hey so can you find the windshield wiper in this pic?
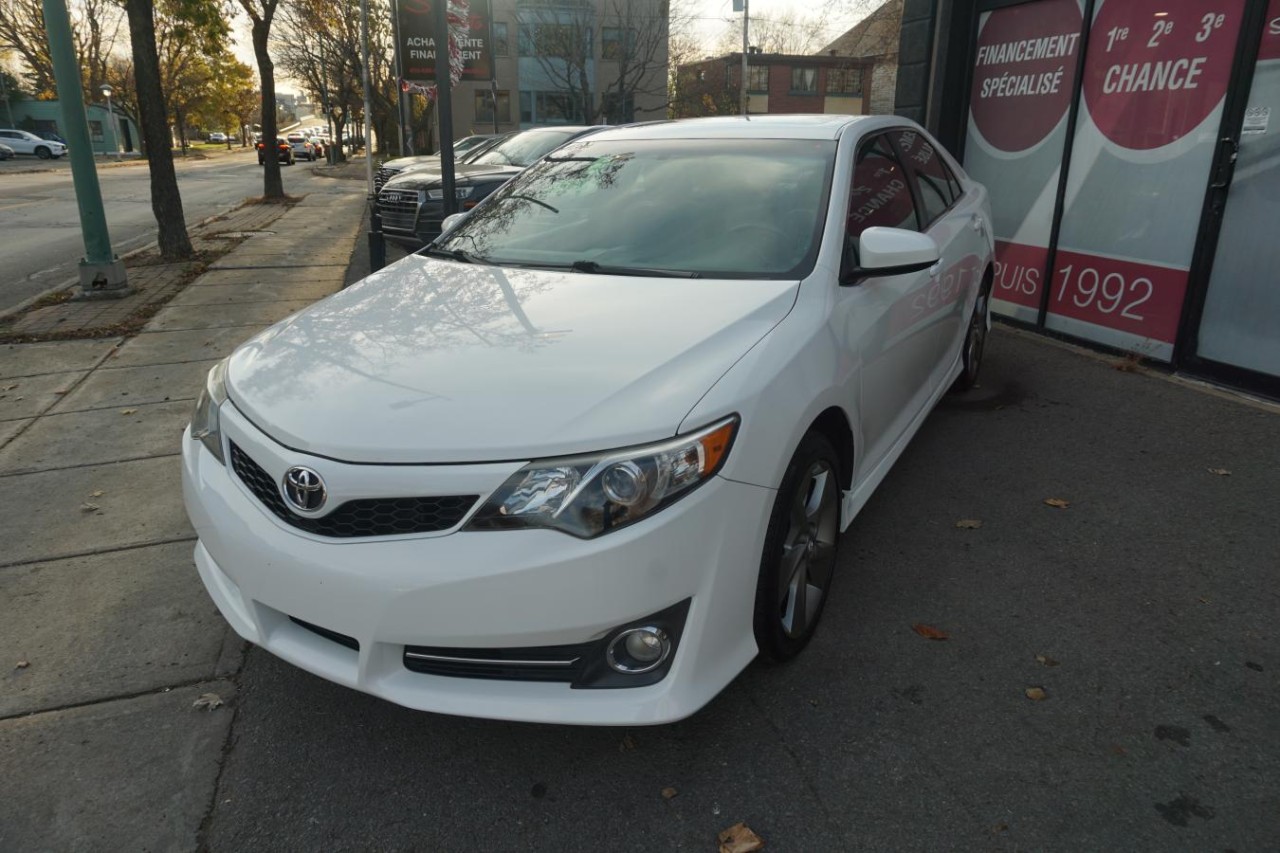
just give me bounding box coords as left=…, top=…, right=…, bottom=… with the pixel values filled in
left=506, top=194, right=559, bottom=213
left=569, top=260, right=699, bottom=278
left=420, top=245, right=484, bottom=264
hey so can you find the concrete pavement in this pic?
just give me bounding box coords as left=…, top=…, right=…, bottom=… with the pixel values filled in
left=2, top=192, right=1278, bottom=850
left=0, top=180, right=366, bottom=852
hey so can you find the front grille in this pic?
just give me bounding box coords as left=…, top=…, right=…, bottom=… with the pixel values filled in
left=378, top=190, right=420, bottom=232
left=375, top=166, right=402, bottom=192
left=229, top=442, right=478, bottom=538
left=403, top=642, right=595, bottom=682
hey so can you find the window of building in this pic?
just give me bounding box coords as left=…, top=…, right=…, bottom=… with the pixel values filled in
left=747, top=65, right=769, bottom=93
left=601, top=92, right=634, bottom=123
left=519, top=22, right=590, bottom=57
left=519, top=90, right=585, bottom=125
left=475, top=90, right=511, bottom=124
left=825, top=67, right=862, bottom=96
left=790, top=66, right=817, bottom=93
left=88, top=120, right=104, bottom=142
left=602, top=26, right=636, bottom=60
left=493, top=21, right=509, bottom=56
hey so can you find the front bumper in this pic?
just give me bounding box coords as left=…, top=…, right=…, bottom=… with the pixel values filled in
left=181, top=402, right=773, bottom=725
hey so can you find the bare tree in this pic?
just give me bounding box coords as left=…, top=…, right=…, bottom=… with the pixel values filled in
left=274, top=0, right=363, bottom=160
left=0, top=0, right=123, bottom=100
left=519, top=0, right=669, bottom=125
left=236, top=0, right=285, bottom=198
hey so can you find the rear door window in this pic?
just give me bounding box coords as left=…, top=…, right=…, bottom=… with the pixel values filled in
left=889, top=129, right=961, bottom=227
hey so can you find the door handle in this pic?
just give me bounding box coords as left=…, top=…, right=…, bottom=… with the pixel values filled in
left=971, top=214, right=985, bottom=233
left=928, top=262, right=942, bottom=278
left=1210, top=136, right=1239, bottom=190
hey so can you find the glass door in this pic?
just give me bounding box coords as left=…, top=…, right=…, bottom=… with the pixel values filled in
left=1193, top=0, right=1280, bottom=381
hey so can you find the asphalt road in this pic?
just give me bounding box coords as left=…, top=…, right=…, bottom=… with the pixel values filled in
left=202, top=330, right=1280, bottom=851
left=0, top=152, right=337, bottom=314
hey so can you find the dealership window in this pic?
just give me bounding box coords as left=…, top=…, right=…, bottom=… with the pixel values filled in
left=825, top=67, right=862, bottom=96
left=747, top=65, right=769, bottom=93
left=790, top=66, right=817, bottom=94
left=602, top=26, right=636, bottom=60
left=475, top=90, right=511, bottom=124
left=519, top=90, right=584, bottom=125
left=493, top=21, right=509, bottom=56
left=88, top=120, right=104, bottom=142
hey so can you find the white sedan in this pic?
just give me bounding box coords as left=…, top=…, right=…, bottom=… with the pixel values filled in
left=182, top=115, right=994, bottom=725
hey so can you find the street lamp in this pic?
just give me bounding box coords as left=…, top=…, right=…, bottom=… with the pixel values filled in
left=99, top=83, right=120, bottom=160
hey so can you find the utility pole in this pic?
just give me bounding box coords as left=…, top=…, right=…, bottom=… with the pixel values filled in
left=0, top=73, right=15, bottom=127
left=435, top=0, right=456, bottom=217
left=740, top=0, right=750, bottom=115
left=359, top=0, right=375, bottom=196
left=42, top=0, right=130, bottom=298
left=390, top=0, right=412, bottom=156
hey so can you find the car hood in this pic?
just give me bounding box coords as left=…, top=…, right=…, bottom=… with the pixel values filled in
left=382, top=154, right=442, bottom=171
left=384, top=163, right=522, bottom=189
left=225, top=257, right=798, bottom=463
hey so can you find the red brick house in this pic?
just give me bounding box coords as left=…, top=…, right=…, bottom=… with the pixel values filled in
left=673, top=51, right=876, bottom=118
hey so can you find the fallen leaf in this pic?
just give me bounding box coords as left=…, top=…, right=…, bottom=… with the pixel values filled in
left=1110, top=744, right=1127, bottom=756
left=15, top=660, right=30, bottom=669
left=2, top=383, right=17, bottom=391
left=80, top=502, right=100, bottom=512
left=192, top=692, right=224, bottom=711
left=120, top=408, right=138, bottom=415
left=89, top=490, right=105, bottom=498
left=718, top=822, right=765, bottom=853
left=955, top=518, right=983, bottom=530
left=912, top=623, right=949, bottom=641
left=1207, top=468, right=1231, bottom=476
left=618, top=734, right=636, bottom=753
left=661, top=787, right=678, bottom=800
left=1043, top=498, right=1070, bottom=508
left=1025, top=686, right=1047, bottom=701
left=1198, top=597, right=1210, bottom=605
left=1035, top=654, right=1060, bottom=667
left=991, top=822, right=1009, bottom=834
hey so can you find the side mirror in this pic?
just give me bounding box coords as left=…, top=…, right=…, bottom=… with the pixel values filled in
left=441, top=211, right=469, bottom=234
left=851, top=227, right=940, bottom=279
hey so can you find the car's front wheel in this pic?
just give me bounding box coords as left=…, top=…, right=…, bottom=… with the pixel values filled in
left=753, top=431, right=842, bottom=661
left=35, top=146, right=51, bottom=160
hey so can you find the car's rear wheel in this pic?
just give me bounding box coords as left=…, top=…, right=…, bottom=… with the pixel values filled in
left=753, top=431, right=841, bottom=661
left=35, top=146, right=51, bottom=160
left=952, top=276, right=992, bottom=392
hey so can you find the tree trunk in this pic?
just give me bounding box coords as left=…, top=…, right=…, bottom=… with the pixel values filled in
left=252, top=20, right=284, bottom=199
left=123, top=0, right=193, bottom=260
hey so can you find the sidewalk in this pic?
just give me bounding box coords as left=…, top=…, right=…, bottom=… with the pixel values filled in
left=0, top=185, right=366, bottom=851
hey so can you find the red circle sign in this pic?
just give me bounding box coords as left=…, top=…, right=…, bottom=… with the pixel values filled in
left=969, top=0, right=1083, bottom=153
left=1083, top=0, right=1242, bottom=150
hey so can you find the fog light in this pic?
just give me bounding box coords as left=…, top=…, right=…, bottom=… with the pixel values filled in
left=606, top=626, right=670, bottom=674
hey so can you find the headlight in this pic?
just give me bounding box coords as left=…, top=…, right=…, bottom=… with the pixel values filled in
left=466, top=416, right=738, bottom=538
left=426, top=185, right=474, bottom=200
left=189, top=358, right=229, bottom=464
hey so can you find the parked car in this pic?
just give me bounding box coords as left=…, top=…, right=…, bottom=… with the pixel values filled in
left=208, top=132, right=228, bottom=143
left=0, top=129, right=67, bottom=159
left=286, top=132, right=316, bottom=161
left=374, top=132, right=513, bottom=192
left=36, top=130, right=68, bottom=145
left=377, top=127, right=598, bottom=246
left=308, top=136, right=326, bottom=159
left=256, top=137, right=294, bottom=165
left=183, top=115, right=994, bottom=725
left=0, top=143, right=13, bottom=160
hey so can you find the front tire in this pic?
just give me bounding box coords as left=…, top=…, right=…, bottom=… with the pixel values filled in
left=35, top=146, right=51, bottom=160
left=753, top=432, right=842, bottom=661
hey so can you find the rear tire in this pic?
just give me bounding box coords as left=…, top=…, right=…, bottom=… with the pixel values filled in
left=35, top=146, right=51, bottom=160
left=753, top=432, right=842, bottom=661
left=951, top=276, right=992, bottom=393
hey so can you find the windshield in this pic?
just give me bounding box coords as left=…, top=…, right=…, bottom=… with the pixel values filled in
left=468, top=130, right=581, bottom=168
left=435, top=138, right=836, bottom=279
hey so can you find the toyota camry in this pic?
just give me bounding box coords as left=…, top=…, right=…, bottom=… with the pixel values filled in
left=182, top=115, right=994, bottom=725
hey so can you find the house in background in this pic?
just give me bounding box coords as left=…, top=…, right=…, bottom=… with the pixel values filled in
left=7, top=97, right=140, bottom=154
left=672, top=0, right=902, bottom=119
left=821, top=0, right=903, bottom=115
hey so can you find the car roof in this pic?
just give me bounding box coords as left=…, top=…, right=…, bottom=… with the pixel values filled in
left=584, top=114, right=892, bottom=142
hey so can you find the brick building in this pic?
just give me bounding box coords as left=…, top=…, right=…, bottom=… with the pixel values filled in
left=673, top=51, right=875, bottom=118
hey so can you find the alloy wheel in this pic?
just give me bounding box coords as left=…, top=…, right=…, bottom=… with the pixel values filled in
left=777, top=460, right=839, bottom=638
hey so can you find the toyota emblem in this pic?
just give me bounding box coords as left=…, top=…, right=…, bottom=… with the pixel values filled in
left=282, top=466, right=327, bottom=512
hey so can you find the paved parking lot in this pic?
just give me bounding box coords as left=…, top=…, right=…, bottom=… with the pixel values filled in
left=202, top=329, right=1280, bottom=851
